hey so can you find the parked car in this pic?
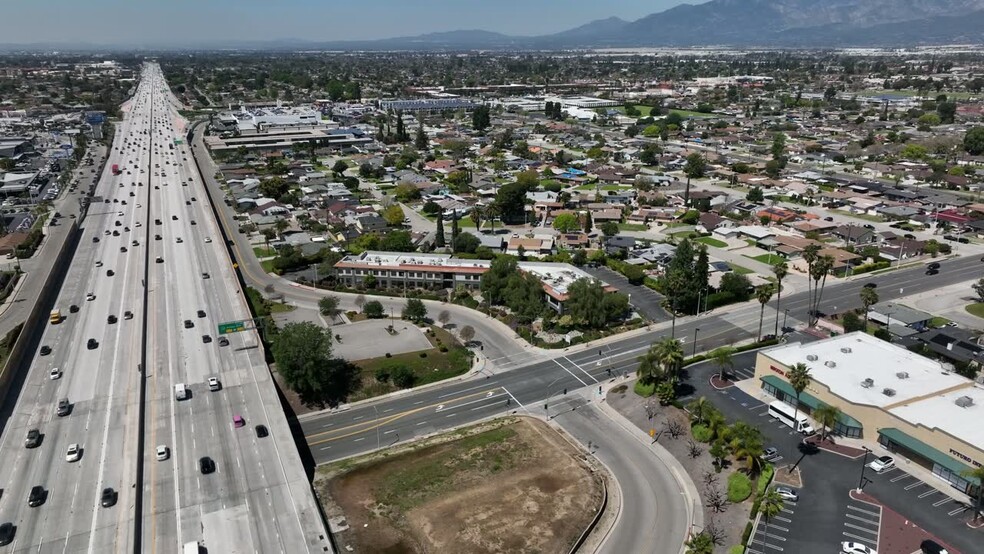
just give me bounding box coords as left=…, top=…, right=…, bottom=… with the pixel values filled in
left=920, top=539, right=949, bottom=554
left=761, top=447, right=781, bottom=462
left=841, top=541, right=876, bottom=554
left=867, top=455, right=894, bottom=473
left=773, top=485, right=799, bottom=502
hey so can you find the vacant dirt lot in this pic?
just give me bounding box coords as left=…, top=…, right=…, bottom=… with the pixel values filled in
left=317, top=417, right=603, bottom=554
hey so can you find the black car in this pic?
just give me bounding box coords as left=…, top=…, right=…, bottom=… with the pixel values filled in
left=0, top=522, right=14, bottom=546
left=25, top=429, right=41, bottom=448
left=255, top=425, right=269, bottom=438
left=920, top=539, right=949, bottom=554
left=87, top=338, right=98, bottom=349
left=199, top=456, right=215, bottom=474
left=107, top=315, right=117, bottom=324
left=184, top=320, right=193, bottom=329
left=218, top=337, right=229, bottom=347
left=124, top=311, right=133, bottom=320
left=107, top=270, right=115, bottom=277
left=120, top=247, right=127, bottom=253
left=926, top=268, right=939, bottom=276
left=197, top=310, right=206, bottom=318
left=100, top=487, right=116, bottom=508
left=92, top=237, right=100, bottom=243
left=202, top=335, right=212, bottom=344
left=28, top=486, right=45, bottom=507
left=69, top=304, right=79, bottom=313
left=40, top=345, right=51, bottom=356
left=863, top=282, right=877, bottom=289
left=927, top=262, right=941, bottom=270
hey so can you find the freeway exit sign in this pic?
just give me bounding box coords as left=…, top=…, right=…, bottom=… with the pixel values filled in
left=218, top=320, right=247, bottom=334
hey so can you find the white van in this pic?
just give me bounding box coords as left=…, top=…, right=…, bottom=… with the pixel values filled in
left=174, top=383, right=188, bottom=401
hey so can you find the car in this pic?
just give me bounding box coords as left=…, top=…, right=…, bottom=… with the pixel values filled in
left=25, top=429, right=41, bottom=448
left=183, top=319, right=193, bottom=329
left=49, top=367, right=61, bottom=380
left=202, top=334, right=212, bottom=344
left=175, top=237, right=183, bottom=244
left=120, top=246, right=127, bottom=253
left=107, top=314, right=117, bottom=324
left=135, top=221, right=141, bottom=227
left=185, top=200, right=191, bottom=206
left=155, top=256, right=164, bottom=263
left=218, top=337, right=229, bottom=347
left=773, top=485, right=798, bottom=502
left=761, top=447, right=781, bottom=462
left=190, top=220, right=197, bottom=225
left=202, top=272, right=210, bottom=280
left=40, top=345, right=51, bottom=356
left=92, top=237, right=100, bottom=243
left=207, top=376, right=221, bottom=391
left=823, top=216, right=834, bottom=221
left=927, top=262, right=941, bottom=270
left=919, top=539, right=948, bottom=554
left=0, top=521, right=14, bottom=546
left=197, top=310, right=206, bottom=318
left=131, top=240, right=138, bottom=246
left=28, top=486, right=45, bottom=507
left=255, top=424, right=269, bottom=438
left=926, top=268, right=939, bottom=276
left=841, top=541, right=877, bottom=554
left=862, top=282, right=876, bottom=289
left=204, top=237, right=212, bottom=243
left=867, top=455, right=894, bottom=472
left=69, top=304, right=79, bottom=313
left=87, top=338, right=98, bottom=349
left=86, top=292, right=96, bottom=301
left=106, top=269, right=115, bottom=277
left=156, top=445, right=170, bottom=461
left=112, top=230, right=119, bottom=236
left=66, top=443, right=81, bottom=462
left=171, top=215, right=178, bottom=221
left=199, top=456, right=215, bottom=474
left=117, top=211, right=124, bottom=216
left=100, top=487, right=117, bottom=507
left=233, top=415, right=245, bottom=428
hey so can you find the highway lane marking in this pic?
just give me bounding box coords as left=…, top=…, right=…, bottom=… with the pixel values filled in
left=381, top=409, right=393, bottom=413
left=440, top=382, right=497, bottom=397
left=416, top=422, right=427, bottom=426
left=353, top=437, right=364, bottom=442
left=383, top=429, right=396, bottom=435
left=552, top=359, right=587, bottom=386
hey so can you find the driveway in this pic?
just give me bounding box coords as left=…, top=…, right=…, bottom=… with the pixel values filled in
left=581, top=265, right=669, bottom=322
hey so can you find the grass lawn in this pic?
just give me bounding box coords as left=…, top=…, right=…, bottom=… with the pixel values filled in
left=967, top=303, right=984, bottom=319
left=664, top=222, right=690, bottom=229
left=616, top=105, right=655, bottom=117
left=669, top=109, right=714, bottom=119
left=728, top=263, right=755, bottom=275
left=928, top=316, right=951, bottom=328
left=423, top=213, right=477, bottom=227
left=350, top=326, right=473, bottom=401
left=829, top=209, right=885, bottom=223
left=634, top=380, right=655, bottom=397
left=253, top=246, right=276, bottom=258
left=269, top=302, right=295, bottom=313
left=696, top=236, right=727, bottom=248
left=618, top=223, right=649, bottom=232
left=260, top=259, right=276, bottom=273
left=746, top=253, right=782, bottom=265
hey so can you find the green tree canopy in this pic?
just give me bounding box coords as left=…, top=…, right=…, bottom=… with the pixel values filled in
left=453, top=232, right=480, bottom=254
left=382, top=204, right=405, bottom=226
left=402, top=298, right=428, bottom=322
left=552, top=213, right=580, bottom=233
left=271, top=322, right=357, bottom=406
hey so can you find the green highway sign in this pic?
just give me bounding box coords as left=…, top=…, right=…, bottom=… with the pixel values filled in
left=218, top=320, right=247, bottom=334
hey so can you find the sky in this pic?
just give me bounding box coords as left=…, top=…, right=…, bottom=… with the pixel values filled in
left=0, top=0, right=699, bottom=45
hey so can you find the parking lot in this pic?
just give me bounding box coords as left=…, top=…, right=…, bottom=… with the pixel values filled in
left=840, top=497, right=881, bottom=551
left=748, top=498, right=800, bottom=553
left=869, top=466, right=977, bottom=526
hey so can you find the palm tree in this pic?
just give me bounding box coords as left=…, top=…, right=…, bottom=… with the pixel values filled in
left=786, top=363, right=812, bottom=423
left=757, top=488, right=786, bottom=551
left=654, top=337, right=685, bottom=382
left=810, top=255, right=835, bottom=325
left=273, top=217, right=289, bottom=239
left=728, top=421, right=765, bottom=475
left=801, top=243, right=821, bottom=324
left=860, top=286, right=879, bottom=329
left=636, top=345, right=661, bottom=385
left=812, top=403, right=842, bottom=442
left=687, top=396, right=712, bottom=426
left=772, top=261, right=788, bottom=336
left=959, top=466, right=984, bottom=523
left=711, top=346, right=735, bottom=382
left=706, top=411, right=728, bottom=442
left=683, top=153, right=706, bottom=207
left=756, top=285, right=775, bottom=341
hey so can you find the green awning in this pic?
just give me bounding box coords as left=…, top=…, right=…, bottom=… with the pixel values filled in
left=878, top=428, right=978, bottom=485
left=760, top=375, right=863, bottom=429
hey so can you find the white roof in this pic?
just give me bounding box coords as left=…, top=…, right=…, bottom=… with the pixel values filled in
left=764, top=332, right=968, bottom=408
left=890, top=385, right=984, bottom=452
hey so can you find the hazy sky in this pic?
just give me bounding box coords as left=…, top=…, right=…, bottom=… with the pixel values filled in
left=1, top=0, right=700, bottom=45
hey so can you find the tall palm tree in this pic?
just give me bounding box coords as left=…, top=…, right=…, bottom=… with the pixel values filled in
left=757, top=488, right=786, bottom=551
left=711, top=346, right=735, bottom=382
left=801, top=243, right=821, bottom=324
left=960, top=466, right=984, bottom=523
left=756, top=285, right=775, bottom=341
left=654, top=336, right=685, bottom=382
left=786, top=363, right=812, bottom=423
left=812, top=403, right=842, bottom=442
left=728, top=421, right=765, bottom=475
left=810, top=255, right=835, bottom=325
left=706, top=411, right=728, bottom=442
left=772, top=261, right=788, bottom=336
left=636, top=345, right=661, bottom=385
left=860, top=286, right=879, bottom=329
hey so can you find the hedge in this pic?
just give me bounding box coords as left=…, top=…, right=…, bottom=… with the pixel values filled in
left=692, top=424, right=713, bottom=443
left=850, top=261, right=890, bottom=275
left=757, top=464, right=775, bottom=497
left=727, top=472, right=753, bottom=503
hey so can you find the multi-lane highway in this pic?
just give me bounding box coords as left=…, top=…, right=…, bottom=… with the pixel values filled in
left=0, top=64, right=330, bottom=553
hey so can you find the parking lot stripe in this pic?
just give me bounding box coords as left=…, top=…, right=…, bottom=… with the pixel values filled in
left=842, top=532, right=878, bottom=546
left=755, top=532, right=787, bottom=543
left=932, top=497, right=952, bottom=507
left=948, top=506, right=969, bottom=516
left=780, top=507, right=795, bottom=515
left=844, top=522, right=879, bottom=535
left=844, top=513, right=879, bottom=527
left=773, top=516, right=791, bottom=523
left=765, top=524, right=789, bottom=532
left=890, top=472, right=910, bottom=482
left=904, top=480, right=925, bottom=491
left=917, top=489, right=937, bottom=499
left=846, top=504, right=880, bottom=517
left=751, top=540, right=785, bottom=552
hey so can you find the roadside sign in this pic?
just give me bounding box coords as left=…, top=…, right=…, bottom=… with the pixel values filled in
left=218, top=320, right=247, bottom=334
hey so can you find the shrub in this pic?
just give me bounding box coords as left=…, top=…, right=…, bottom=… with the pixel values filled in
left=374, top=367, right=390, bottom=383
left=611, top=384, right=628, bottom=394
left=730, top=545, right=746, bottom=554
left=757, top=464, right=775, bottom=496
left=439, top=345, right=448, bottom=352
left=385, top=352, right=392, bottom=358
left=419, top=352, right=427, bottom=358
left=634, top=380, right=656, bottom=397
left=390, top=365, right=416, bottom=389
left=692, top=424, right=713, bottom=443
left=727, top=472, right=753, bottom=503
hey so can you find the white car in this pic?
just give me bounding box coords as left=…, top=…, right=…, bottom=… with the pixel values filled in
left=773, top=485, right=798, bottom=502
left=66, top=443, right=81, bottom=462
left=85, top=292, right=96, bottom=301
left=156, top=445, right=169, bottom=461
left=867, top=455, right=895, bottom=473
left=841, top=542, right=876, bottom=554
left=49, top=367, right=61, bottom=380
left=204, top=237, right=211, bottom=243
left=117, top=211, right=124, bottom=216
left=208, top=377, right=221, bottom=391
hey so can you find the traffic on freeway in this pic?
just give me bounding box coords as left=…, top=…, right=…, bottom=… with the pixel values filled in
left=0, top=64, right=331, bottom=553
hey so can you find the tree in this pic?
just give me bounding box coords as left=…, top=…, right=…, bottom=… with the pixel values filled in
left=331, top=160, right=349, bottom=175
left=964, top=126, right=984, bottom=156
left=640, top=143, right=662, bottom=166
left=450, top=213, right=460, bottom=249
left=687, top=396, right=714, bottom=426
left=809, top=255, right=835, bottom=326
left=394, top=183, right=421, bottom=202
left=601, top=221, right=620, bottom=237
left=271, top=322, right=356, bottom=406
left=771, top=262, right=788, bottom=336
left=363, top=300, right=385, bottom=318
left=727, top=421, right=765, bottom=475
left=842, top=311, right=865, bottom=333
left=415, top=124, right=428, bottom=150
left=771, top=132, right=787, bottom=163
left=683, top=153, right=707, bottom=206
left=812, top=403, right=842, bottom=442
left=403, top=298, right=427, bottom=323
left=583, top=211, right=593, bottom=234
left=380, top=230, right=415, bottom=252
left=746, top=186, right=764, bottom=202
left=656, top=379, right=678, bottom=405
left=382, top=205, right=405, bottom=226
left=755, top=285, right=774, bottom=341
left=472, top=104, right=491, bottom=132
left=860, top=286, right=879, bottom=327
left=758, top=488, right=786, bottom=552
left=453, top=232, right=480, bottom=254
left=654, top=336, right=685, bottom=381
left=258, top=176, right=290, bottom=199
left=973, top=277, right=984, bottom=303
left=960, top=466, right=984, bottom=523
left=459, top=325, right=476, bottom=344
left=685, top=531, right=714, bottom=554
left=787, top=362, right=812, bottom=423
left=495, top=181, right=530, bottom=224
left=470, top=206, right=483, bottom=231
left=937, top=101, right=957, bottom=124
left=711, top=346, right=735, bottom=382
left=552, top=213, right=579, bottom=233
left=435, top=211, right=446, bottom=248
left=564, top=279, right=609, bottom=329
left=318, top=295, right=342, bottom=320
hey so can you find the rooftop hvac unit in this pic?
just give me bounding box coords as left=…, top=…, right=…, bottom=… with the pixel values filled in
left=840, top=347, right=852, bottom=354
left=882, top=388, right=896, bottom=397
left=824, top=360, right=837, bottom=368
left=896, top=372, right=910, bottom=380
left=861, top=378, right=875, bottom=388
left=806, top=354, right=819, bottom=362
left=955, top=396, right=975, bottom=408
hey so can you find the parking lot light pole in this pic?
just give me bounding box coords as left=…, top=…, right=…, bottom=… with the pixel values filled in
left=856, top=446, right=872, bottom=493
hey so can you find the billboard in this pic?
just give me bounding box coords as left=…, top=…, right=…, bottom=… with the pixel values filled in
left=85, top=111, right=105, bottom=125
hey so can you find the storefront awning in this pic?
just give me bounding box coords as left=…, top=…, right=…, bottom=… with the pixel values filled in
left=760, top=375, right=863, bottom=429
left=878, top=428, right=978, bottom=485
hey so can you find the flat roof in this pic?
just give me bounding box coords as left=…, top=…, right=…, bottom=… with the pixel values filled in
left=890, top=385, right=984, bottom=457
left=763, top=332, right=969, bottom=408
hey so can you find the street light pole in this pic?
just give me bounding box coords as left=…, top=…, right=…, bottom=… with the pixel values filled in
left=856, top=446, right=872, bottom=493
left=692, top=327, right=699, bottom=357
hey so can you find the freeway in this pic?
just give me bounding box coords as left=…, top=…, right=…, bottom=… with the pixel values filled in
left=300, top=253, right=983, bottom=464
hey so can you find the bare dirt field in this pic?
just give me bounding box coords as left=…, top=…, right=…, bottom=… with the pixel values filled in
left=316, top=417, right=603, bottom=554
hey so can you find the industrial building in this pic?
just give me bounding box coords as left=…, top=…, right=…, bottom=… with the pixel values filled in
left=754, top=332, right=984, bottom=494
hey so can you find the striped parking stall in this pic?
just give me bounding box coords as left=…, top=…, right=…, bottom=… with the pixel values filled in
left=841, top=501, right=880, bottom=550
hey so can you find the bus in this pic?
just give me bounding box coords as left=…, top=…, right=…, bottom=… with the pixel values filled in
left=767, top=400, right=814, bottom=434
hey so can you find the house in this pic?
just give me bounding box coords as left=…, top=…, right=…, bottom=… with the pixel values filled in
left=697, top=212, right=733, bottom=233
left=830, top=225, right=877, bottom=245
left=355, top=213, right=388, bottom=233
left=605, top=235, right=637, bottom=254
left=506, top=236, right=554, bottom=258
left=868, top=302, right=933, bottom=335
left=557, top=232, right=590, bottom=249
